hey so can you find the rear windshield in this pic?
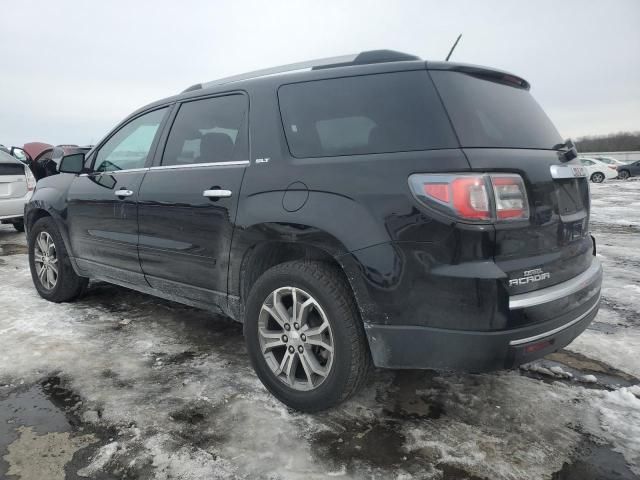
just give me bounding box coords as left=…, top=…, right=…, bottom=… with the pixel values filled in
left=278, top=71, right=457, bottom=158
left=430, top=71, right=562, bottom=149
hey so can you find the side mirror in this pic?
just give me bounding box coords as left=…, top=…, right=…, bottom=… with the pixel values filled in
left=10, top=147, right=30, bottom=164
left=59, top=153, right=86, bottom=174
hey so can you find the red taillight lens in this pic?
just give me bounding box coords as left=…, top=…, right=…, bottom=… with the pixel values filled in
left=423, top=183, right=450, bottom=203
left=608, top=165, right=617, bottom=170
left=409, top=173, right=529, bottom=223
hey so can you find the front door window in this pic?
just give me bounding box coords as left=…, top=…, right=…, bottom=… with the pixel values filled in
left=94, top=108, right=168, bottom=172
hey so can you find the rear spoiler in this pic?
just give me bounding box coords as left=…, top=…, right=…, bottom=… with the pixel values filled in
left=427, top=62, right=530, bottom=90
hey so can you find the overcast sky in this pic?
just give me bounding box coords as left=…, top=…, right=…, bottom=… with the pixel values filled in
left=1, top=0, right=638, bottom=147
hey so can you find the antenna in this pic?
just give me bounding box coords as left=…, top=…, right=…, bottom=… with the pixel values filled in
left=445, top=34, right=462, bottom=61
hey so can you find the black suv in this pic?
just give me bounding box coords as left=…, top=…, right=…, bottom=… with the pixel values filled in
left=25, top=50, right=602, bottom=411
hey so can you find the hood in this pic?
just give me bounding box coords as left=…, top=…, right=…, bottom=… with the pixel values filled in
left=23, top=142, right=53, bottom=160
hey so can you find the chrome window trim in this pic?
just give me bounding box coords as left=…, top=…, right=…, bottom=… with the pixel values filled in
left=77, top=160, right=250, bottom=176
left=150, top=160, right=250, bottom=171
left=79, top=167, right=150, bottom=177
left=509, top=258, right=602, bottom=310
left=509, top=295, right=600, bottom=346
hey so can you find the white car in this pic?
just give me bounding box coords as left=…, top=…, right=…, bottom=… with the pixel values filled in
left=594, top=156, right=626, bottom=167
left=578, top=157, right=618, bottom=183
left=0, top=150, right=36, bottom=231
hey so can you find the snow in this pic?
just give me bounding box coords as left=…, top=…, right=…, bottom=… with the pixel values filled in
left=588, top=386, right=640, bottom=474
left=0, top=180, right=639, bottom=478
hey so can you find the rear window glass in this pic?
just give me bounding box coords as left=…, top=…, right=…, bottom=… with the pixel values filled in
left=278, top=71, right=457, bottom=158
left=430, top=71, right=562, bottom=149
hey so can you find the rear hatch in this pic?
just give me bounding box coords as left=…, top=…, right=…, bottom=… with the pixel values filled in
left=0, top=162, right=28, bottom=199
left=430, top=67, right=593, bottom=295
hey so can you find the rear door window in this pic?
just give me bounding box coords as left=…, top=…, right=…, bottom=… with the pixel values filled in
left=161, top=94, right=248, bottom=166
left=278, top=71, right=457, bottom=158
left=430, top=71, right=563, bottom=149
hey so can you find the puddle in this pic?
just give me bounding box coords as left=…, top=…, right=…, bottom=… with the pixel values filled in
left=0, top=243, right=27, bottom=256
left=312, top=420, right=412, bottom=470
left=552, top=441, right=638, bottom=480
left=520, top=350, right=639, bottom=390
left=383, top=370, right=446, bottom=420
left=0, top=378, right=113, bottom=479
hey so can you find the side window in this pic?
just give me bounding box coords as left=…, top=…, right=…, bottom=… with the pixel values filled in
left=94, top=108, right=168, bottom=172
left=161, top=95, right=248, bottom=166
left=580, top=159, right=594, bottom=166
left=278, top=71, right=457, bottom=158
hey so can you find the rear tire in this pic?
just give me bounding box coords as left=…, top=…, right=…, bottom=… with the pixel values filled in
left=618, top=170, right=630, bottom=180
left=590, top=172, right=605, bottom=183
left=12, top=219, right=24, bottom=232
left=244, top=261, right=371, bottom=412
left=28, top=217, right=88, bottom=302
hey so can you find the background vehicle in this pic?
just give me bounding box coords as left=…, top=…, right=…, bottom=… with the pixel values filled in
left=10, top=142, right=54, bottom=177
left=616, top=160, right=640, bottom=180
left=594, top=155, right=626, bottom=167
left=0, top=149, right=36, bottom=231
left=578, top=157, right=617, bottom=183
left=24, top=51, right=602, bottom=411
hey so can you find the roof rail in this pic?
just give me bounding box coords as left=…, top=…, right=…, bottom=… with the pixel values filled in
left=183, top=50, right=420, bottom=93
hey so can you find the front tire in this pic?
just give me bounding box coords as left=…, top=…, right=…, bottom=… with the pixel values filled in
left=618, top=170, right=630, bottom=180
left=244, top=261, right=371, bottom=412
left=28, top=217, right=88, bottom=302
left=591, top=172, right=605, bottom=183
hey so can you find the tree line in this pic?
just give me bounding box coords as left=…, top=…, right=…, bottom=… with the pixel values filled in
left=575, top=131, right=640, bottom=152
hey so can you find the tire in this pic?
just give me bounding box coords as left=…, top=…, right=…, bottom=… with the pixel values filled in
left=590, top=172, right=605, bottom=183
left=12, top=219, right=24, bottom=232
left=618, top=170, right=630, bottom=180
left=244, top=261, right=371, bottom=412
left=28, top=217, right=88, bottom=302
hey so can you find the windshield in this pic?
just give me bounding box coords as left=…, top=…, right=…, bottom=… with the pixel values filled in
left=431, top=70, right=563, bottom=149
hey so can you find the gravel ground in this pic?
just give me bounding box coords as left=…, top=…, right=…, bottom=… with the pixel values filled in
left=0, top=180, right=639, bottom=480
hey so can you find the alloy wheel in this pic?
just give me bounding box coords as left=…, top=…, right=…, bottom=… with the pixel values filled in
left=619, top=170, right=630, bottom=180
left=258, top=287, right=334, bottom=391
left=34, top=231, right=58, bottom=290
left=592, top=173, right=604, bottom=183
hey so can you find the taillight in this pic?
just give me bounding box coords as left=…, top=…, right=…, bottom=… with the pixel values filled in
left=25, top=166, right=36, bottom=191
left=408, top=173, right=529, bottom=223
left=608, top=165, right=617, bottom=170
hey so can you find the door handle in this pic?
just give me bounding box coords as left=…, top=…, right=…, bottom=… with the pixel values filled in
left=203, top=189, right=232, bottom=198
left=115, top=189, right=134, bottom=197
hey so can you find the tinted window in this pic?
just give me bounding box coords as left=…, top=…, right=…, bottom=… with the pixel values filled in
left=431, top=71, right=562, bottom=149
left=278, top=71, right=457, bottom=158
left=94, top=108, right=167, bottom=172
left=162, top=95, right=248, bottom=166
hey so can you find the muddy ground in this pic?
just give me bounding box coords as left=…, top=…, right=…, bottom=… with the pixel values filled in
left=0, top=180, right=639, bottom=479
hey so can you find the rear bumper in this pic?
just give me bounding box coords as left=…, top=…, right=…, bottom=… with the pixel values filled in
left=365, top=258, right=602, bottom=371
left=0, top=192, right=32, bottom=220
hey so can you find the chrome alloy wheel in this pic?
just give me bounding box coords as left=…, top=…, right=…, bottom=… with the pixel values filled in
left=34, top=231, right=58, bottom=290
left=258, top=287, right=334, bottom=391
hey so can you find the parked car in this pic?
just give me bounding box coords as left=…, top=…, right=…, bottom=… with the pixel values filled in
left=0, top=149, right=36, bottom=231
left=578, top=157, right=618, bottom=183
left=24, top=50, right=602, bottom=411
left=594, top=156, right=626, bottom=167
left=616, top=159, right=640, bottom=180
left=10, top=142, right=54, bottom=179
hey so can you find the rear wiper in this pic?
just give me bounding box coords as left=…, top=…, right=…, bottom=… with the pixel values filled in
left=553, top=138, right=578, bottom=162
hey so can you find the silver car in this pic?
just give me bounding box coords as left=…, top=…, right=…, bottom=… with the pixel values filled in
left=0, top=150, right=36, bottom=231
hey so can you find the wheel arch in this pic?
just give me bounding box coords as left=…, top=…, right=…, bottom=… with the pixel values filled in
left=229, top=223, right=370, bottom=324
